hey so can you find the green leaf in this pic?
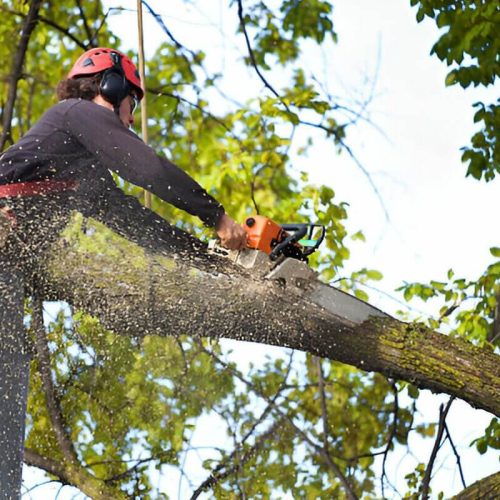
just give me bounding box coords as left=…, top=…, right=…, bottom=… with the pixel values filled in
left=490, top=247, right=500, bottom=257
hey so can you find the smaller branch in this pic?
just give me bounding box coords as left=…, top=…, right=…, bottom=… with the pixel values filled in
left=104, top=451, right=170, bottom=484
left=24, top=448, right=71, bottom=486
left=421, top=398, right=455, bottom=499
left=444, top=422, right=466, bottom=489
left=74, top=0, right=93, bottom=45
left=236, top=0, right=283, bottom=103
left=141, top=0, right=187, bottom=52
left=235, top=0, right=390, bottom=222
left=197, top=344, right=358, bottom=500
left=0, top=0, right=43, bottom=150
left=149, top=88, right=233, bottom=135
left=0, top=6, right=87, bottom=50
left=315, top=357, right=331, bottom=454
left=190, top=418, right=284, bottom=499
left=381, top=381, right=399, bottom=498
left=88, top=9, right=111, bottom=46
left=32, top=296, right=80, bottom=466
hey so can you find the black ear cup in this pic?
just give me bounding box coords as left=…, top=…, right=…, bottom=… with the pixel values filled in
left=100, top=69, right=130, bottom=108
left=99, top=53, right=130, bottom=109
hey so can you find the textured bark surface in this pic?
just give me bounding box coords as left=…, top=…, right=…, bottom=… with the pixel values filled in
left=38, top=214, right=500, bottom=417
left=452, top=471, right=500, bottom=499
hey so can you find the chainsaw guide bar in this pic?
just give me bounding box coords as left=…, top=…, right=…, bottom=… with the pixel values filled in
left=208, top=242, right=389, bottom=326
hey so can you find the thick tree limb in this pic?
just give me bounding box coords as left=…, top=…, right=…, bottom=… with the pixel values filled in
left=38, top=214, right=500, bottom=417
left=0, top=0, right=43, bottom=151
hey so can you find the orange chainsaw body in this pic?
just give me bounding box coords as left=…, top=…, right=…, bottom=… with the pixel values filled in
left=243, top=215, right=284, bottom=255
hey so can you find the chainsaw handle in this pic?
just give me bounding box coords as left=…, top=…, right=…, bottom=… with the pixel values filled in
left=302, top=224, right=326, bottom=257
left=269, top=224, right=308, bottom=260
left=281, top=223, right=326, bottom=257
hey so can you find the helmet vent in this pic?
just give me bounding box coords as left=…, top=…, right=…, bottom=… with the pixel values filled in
left=82, top=58, right=95, bottom=67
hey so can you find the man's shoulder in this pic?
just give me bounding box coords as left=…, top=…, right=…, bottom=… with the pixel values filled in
left=51, top=98, right=97, bottom=114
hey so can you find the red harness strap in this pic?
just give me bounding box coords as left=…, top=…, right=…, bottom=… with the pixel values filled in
left=0, top=180, right=78, bottom=198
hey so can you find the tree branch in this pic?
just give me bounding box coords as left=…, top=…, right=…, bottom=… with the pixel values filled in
left=235, top=0, right=389, bottom=221
left=41, top=214, right=500, bottom=416
left=194, top=344, right=357, bottom=498
left=32, top=295, right=80, bottom=466
left=314, top=357, right=358, bottom=500
left=0, top=0, right=43, bottom=151
left=190, top=418, right=284, bottom=499
left=444, top=422, right=466, bottom=489
left=381, top=381, right=399, bottom=498
left=0, top=6, right=88, bottom=50
left=31, top=295, right=125, bottom=499
left=24, top=448, right=71, bottom=486
left=74, top=0, right=93, bottom=45
left=421, top=397, right=454, bottom=499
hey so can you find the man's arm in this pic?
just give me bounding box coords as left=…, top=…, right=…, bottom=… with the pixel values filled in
left=63, top=99, right=225, bottom=227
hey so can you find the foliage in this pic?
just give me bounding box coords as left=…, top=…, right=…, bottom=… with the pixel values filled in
left=397, top=247, right=500, bottom=346
left=410, top=0, right=499, bottom=180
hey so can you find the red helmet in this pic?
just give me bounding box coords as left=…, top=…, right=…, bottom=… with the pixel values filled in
left=68, top=47, right=144, bottom=100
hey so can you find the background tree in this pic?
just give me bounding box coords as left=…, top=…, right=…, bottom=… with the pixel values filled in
left=0, top=0, right=498, bottom=498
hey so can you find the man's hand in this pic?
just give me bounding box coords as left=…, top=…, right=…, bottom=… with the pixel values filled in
left=216, top=213, right=247, bottom=250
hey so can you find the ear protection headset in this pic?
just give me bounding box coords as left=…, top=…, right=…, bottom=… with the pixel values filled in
left=99, top=52, right=131, bottom=113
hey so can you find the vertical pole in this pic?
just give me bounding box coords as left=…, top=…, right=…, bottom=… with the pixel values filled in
left=136, top=0, right=151, bottom=209
left=0, top=263, right=29, bottom=499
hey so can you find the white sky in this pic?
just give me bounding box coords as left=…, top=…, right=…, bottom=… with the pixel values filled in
left=24, top=0, right=499, bottom=498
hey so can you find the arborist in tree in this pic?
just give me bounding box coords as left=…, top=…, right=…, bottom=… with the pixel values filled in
left=0, top=47, right=246, bottom=497
left=0, top=47, right=247, bottom=251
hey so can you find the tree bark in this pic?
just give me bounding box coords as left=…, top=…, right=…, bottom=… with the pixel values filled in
left=37, top=214, right=500, bottom=417
left=452, top=471, right=500, bottom=499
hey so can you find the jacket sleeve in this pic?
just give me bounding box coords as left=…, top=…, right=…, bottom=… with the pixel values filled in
left=63, top=99, right=225, bottom=227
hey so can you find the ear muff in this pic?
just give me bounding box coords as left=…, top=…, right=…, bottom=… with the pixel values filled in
left=99, top=52, right=130, bottom=110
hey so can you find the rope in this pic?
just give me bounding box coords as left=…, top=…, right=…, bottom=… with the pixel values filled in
left=136, top=0, right=151, bottom=209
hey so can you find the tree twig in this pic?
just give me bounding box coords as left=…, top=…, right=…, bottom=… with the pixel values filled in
left=444, top=422, right=466, bottom=489
left=190, top=418, right=284, bottom=499
left=381, top=381, right=399, bottom=498
left=196, top=344, right=358, bottom=499
left=421, top=397, right=455, bottom=499
left=0, top=6, right=87, bottom=51
left=315, top=356, right=331, bottom=454
left=74, top=0, right=93, bottom=45
left=235, top=0, right=389, bottom=222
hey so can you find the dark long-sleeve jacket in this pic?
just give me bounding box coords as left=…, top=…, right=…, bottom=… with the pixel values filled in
left=0, top=98, right=224, bottom=227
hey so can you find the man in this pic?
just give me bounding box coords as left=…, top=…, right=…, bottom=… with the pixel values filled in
left=0, top=47, right=247, bottom=249
left=0, top=47, right=246, bottom=497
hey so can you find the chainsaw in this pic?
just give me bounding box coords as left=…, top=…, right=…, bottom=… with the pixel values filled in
left=243, top=215, right=325, bottom=262
left=209, top=215, right=325, bottom=290
left=209, top=214, right=388, bottom=323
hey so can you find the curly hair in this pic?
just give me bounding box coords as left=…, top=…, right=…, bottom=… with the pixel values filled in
left=56, top=75, right=101, bottom=101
